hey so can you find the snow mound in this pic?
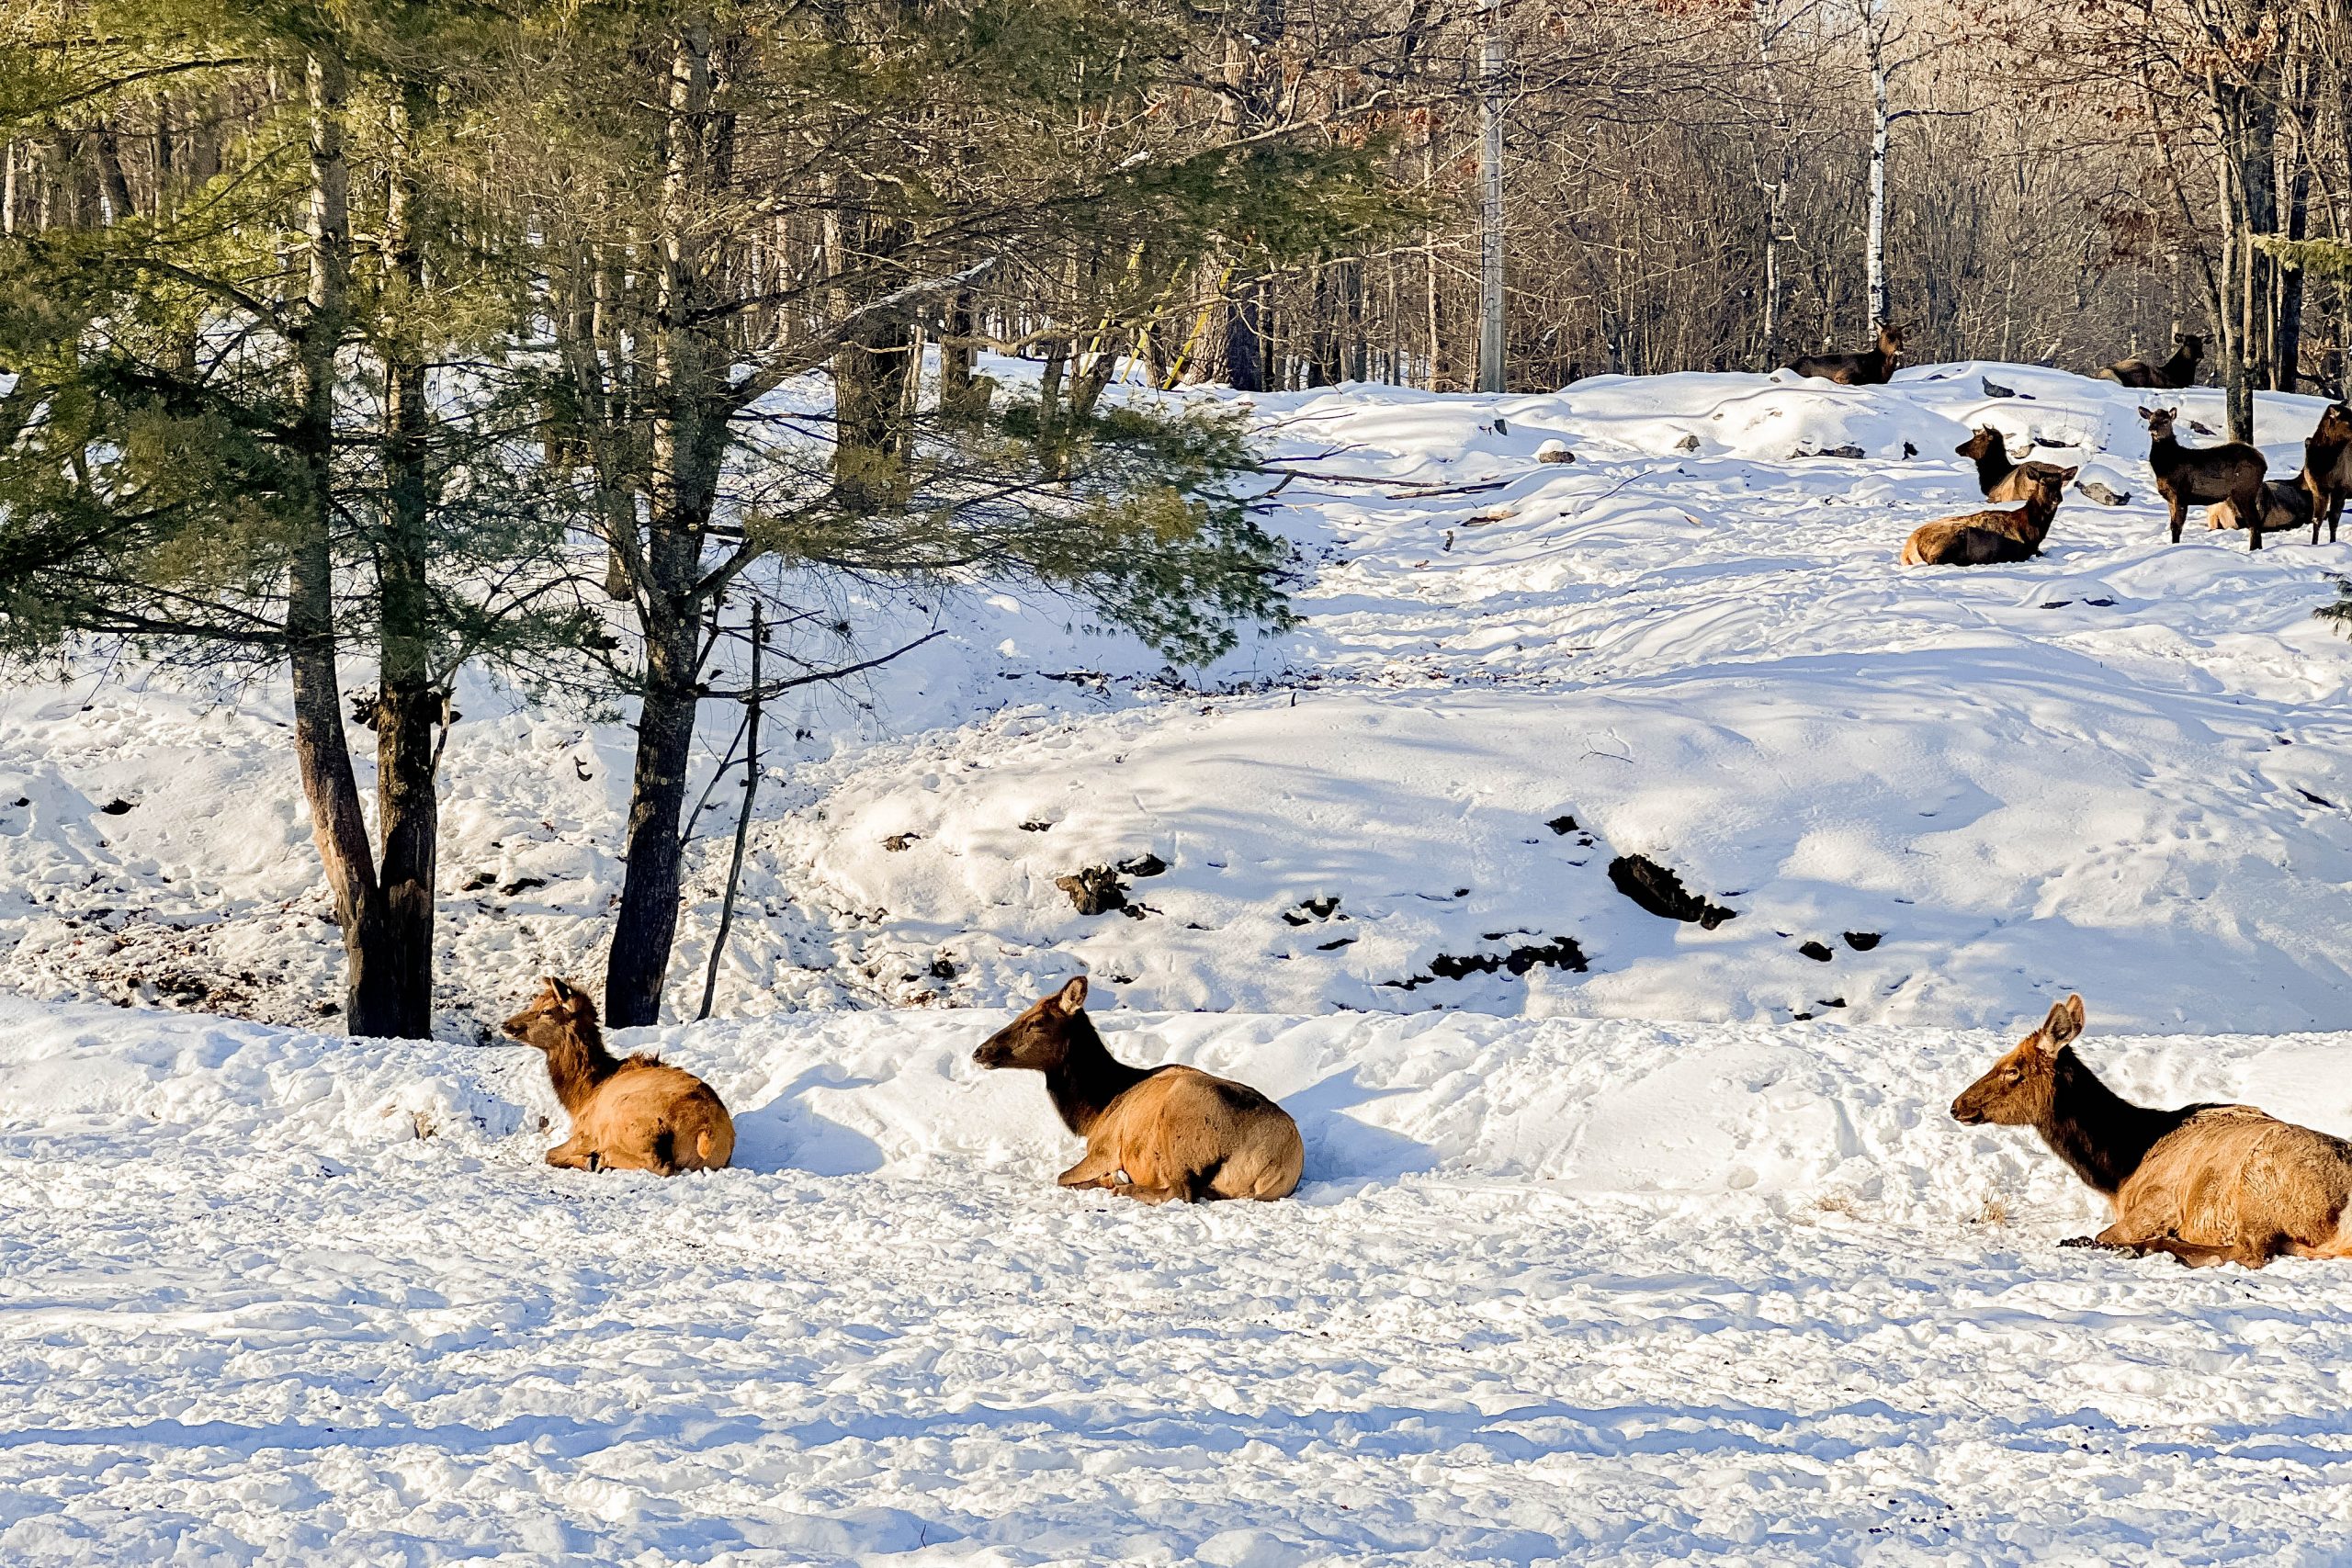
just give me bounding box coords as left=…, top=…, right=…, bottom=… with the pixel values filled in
left=4, top=357, right=2351, bottom=1037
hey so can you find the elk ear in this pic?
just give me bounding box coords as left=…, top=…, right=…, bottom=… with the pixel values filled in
left=1052, top=975, right=1089, bottom=1016
left=2061, top=466, right=2080, bottom=481
left=548, top=976, right=577, bottom=1002
left=2039, top=994, right=2085, bottom=1051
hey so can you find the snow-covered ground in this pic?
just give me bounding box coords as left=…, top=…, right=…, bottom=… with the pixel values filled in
left=6, top=361, right=2352, bottom=1562
left=4, top=994, right=2352, bottom=1563
left=5, top=360, right=2349, bottom=1037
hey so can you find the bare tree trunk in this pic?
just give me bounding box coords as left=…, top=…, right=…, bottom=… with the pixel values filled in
left=373, top=84, right=442, bottom=1040
left=1863, top=0, right=1892, bottom=330
left=698, top=603, right=761, bottom=1021
left=606, top=17, right=726, bottom=1028
left=1476, top=0, right=1507, bottom=393
left=286, top=44, right=401, bottom=1036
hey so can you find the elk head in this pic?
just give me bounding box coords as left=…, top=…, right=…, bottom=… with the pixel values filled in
left=972, top=976, right=1088, bottom=1071
left=1951, top=994, right=2085, bottom=1127
left=503, top=976, right=598, bottom=1050
left=2138, top=406, right=2177, bottom=440
left=1956, top=427, right=2003, bottom=462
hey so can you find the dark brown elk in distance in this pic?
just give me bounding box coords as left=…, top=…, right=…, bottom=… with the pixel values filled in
left=2141, top=405, right=2268, bottom=548
left=1956, top=427, right=2075, bottom=502
left=1951, top=994, right=2352, bottom=1268
left=1900, top=467, right=2075, bottom=565
left=2096, top=333, right=2203, bottom=389
left=1787, top=322, right=1904, bottom=387
left=503, top=977, right=735, bottom=1174
left=2301, top=400, right=2352, bottom=545
left=971, top=976, right=1303, bottom=1203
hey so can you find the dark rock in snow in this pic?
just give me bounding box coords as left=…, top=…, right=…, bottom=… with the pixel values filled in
left=882, top=832, right=922, bottom=852
left=1608, top=855, right=1738, bottom=930
left=1117, top=852, right=1169, bottom=878
left=1981, top=377, right=2018, bottom=399
left=2075, top=479, right=2130, bottom=507
left=99, top=798, right=134, bottom=816
left=1799, top=940, right=1834, bottom=963
left=1385, top=935, right=1587, bottom=989
left=1546, top=814, right=1578, bottom=835
left=1842, top=931, right=1882, bottom=952
left=1056, top=866, right=1130, bottom=917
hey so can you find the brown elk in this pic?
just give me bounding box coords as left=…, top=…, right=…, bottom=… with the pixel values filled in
left=971, top=976, right=1303, bottom=1203
left=1899, top=467, right=2075, bottom=565
left=1951, top=994, right=2352, bottom=1268
left=2301, top=401, right=2352, bottom=545
left=1787, top=322, right=1904, bottom=387
left=2141, top=406, right=2269, bottom=548
left=2206, top=478, right=2313, bottom=538
left=1956, top=427, right=2075, bottom=502
left=502, top=977, right=735, bottom=1175
left=2095, top=333, right=2203, bottom=389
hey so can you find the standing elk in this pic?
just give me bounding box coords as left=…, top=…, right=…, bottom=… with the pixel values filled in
left=1900, top=467, right=2075, bottom=565
left=1951, top=994, right=2352, bottom=1268
left=1956, top=427, right=2075, bottom=502
left=2301, top=401, right=2352, bottom=545
left=503, top=977, right=735, bottom=1175
left=971, top=976, right=1303, bottom=1203
left=2141, top=406, right=2268, bottom=548
left=1787, top=322, right=1904, bottom=387
left=2095, top=333, right=2203, bottom=389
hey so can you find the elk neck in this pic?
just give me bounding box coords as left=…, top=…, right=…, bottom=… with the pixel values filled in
left=2035, top=1045, right=2195, bottom=1197
left=540, top=1017, right=623, bottom=1115
left=1042, top=1012, right=1153, bottom=1137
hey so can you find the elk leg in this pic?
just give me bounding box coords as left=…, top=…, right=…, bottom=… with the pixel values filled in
left=545, top=1135, right=596, bottom=1171
left=1057, top=1149, right=1121, bottom=1189
left=2168, top=496, right=2188, bottom=545
left=1110, top=1181, right=1184, bottom=1205
left=2134, top=1235, right=2276, bottom=1269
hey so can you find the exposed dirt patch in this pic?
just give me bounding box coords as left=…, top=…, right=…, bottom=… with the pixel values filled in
left=1608, top=855, right=1737, bottom=930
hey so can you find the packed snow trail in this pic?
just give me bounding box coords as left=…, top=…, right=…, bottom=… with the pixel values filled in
left=2, top=998, right=2351, bottom=1563
left=5, top=361, right=2351, bottom=1039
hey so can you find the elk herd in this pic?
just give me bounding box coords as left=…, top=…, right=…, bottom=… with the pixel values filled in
left=467, top=324, right=2351, bottom=1271
left=1781, top=322, right=2352, bottom=559
left=497, top=967, right=2351, bottom=1269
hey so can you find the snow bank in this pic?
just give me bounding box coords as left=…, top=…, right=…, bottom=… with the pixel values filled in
left=5, top=358, right=2351, bottom=1038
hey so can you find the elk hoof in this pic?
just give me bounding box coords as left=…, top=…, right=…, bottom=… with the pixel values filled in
left=2058, top=1235, right=2101, bottom=1248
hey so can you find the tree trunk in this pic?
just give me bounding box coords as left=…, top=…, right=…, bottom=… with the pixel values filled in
left=606, top=609, right=700, bottom=1027
left=372, top=85, right=441, bottom=1040
left=287, top=44, right=401, bottom=1036
left=1864, top=3, right=1891, bottom=331
left=605, top=16, right=728, bottom=1028
left=1476, top=0, right=1506, bottom=393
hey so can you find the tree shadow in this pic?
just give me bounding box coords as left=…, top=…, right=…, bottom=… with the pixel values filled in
left=727, top=1065, right=888, bottom=1176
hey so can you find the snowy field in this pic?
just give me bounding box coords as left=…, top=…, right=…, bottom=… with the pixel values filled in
left=6, top=361, right=2352, bottom=1562
left=5, top=995, right=2352, bottom=1563
left=4, top=360, right=2350, bottom=1036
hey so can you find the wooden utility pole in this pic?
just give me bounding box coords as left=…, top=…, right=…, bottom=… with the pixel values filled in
left=1476, top=0, right=1506, bottom=393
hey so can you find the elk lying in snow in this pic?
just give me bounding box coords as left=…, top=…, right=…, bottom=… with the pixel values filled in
left=1899, top=467, right=2074, bottom=565
left=1951, top=994, right=2352, bottom=1268
left=1787, top=322, right=1904, bottom=387
left=503, top=977, right=735, bottom=1175
left=2141, top=406, right=2268, bottom=548
left=2096, top=333, right=2203, bottom=389
left=971, top=976, right=1302, bottom=1203
left=2206, top=478, right=2313, bottom=538
left=2303, top=401, right=2352, bottom=545
left=1956, top=426, right=2075, bottom=502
